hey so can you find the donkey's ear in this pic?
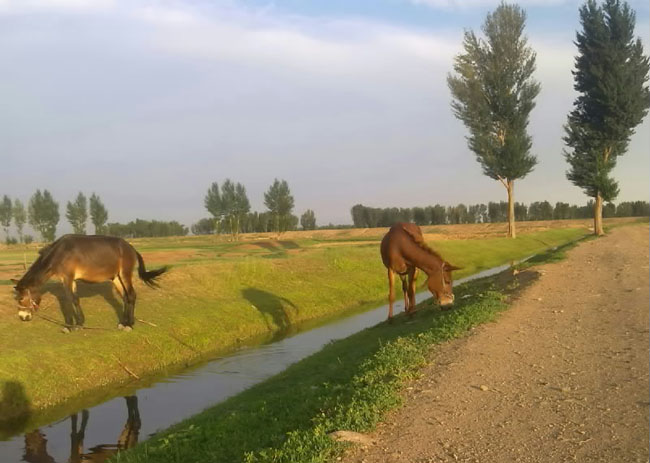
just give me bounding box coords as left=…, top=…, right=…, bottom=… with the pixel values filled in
left=444, top=263, right=462, bottom=272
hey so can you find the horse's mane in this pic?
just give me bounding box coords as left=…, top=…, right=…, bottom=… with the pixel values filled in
left=18, top=236, right=65, bottom=287
left=399, top=223, right=444, bottom=262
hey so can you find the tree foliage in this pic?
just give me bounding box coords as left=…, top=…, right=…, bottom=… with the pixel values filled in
left=106, top=219, right=188, bottom=238
left=448, top=2, right=540, bottom=237
left=300, top=210, right=317, bottom=230
left=89, top=193, right=108, bottom=234
left=13, top=199, right=26, bottom=242
left=28, top=189, right=59, bottom=241
left=264, top=179, right=295, bottom=233
left=563, top=0, right=649, bottom=235
left=66, top=192, right=88, bottom=234
left=0, top=195, right=12, bottom=239
left=204, top=180, right=250, bottom=238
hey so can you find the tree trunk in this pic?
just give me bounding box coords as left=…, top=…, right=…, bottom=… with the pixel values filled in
left=507, top=179, right=516, bottom=238
left=594, top=194, right=604, bottom=236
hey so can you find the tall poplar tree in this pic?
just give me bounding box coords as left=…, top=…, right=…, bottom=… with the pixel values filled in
left=563, top=0, right=649, bottom=236
left=28, top=189, right=59, bottom=241
left=89, top=193, right=108, bottom=234
left=264, top=179, right=295, bottom=234
left=66, top=192, right=88, bottom=234
left=0, top=195, right=12, bottom=240
left=13, top=199, right=26, bottom=243
left=448, top=2, right=540, bottom=238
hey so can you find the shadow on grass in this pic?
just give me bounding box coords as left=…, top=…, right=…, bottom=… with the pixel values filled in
left=278, top=241, right=300, bottom=250
left=41, top=281, right=124, bottom=325
left=242, top=288, right=298, bottom=335
left=0, top=381, right=31, bottom=440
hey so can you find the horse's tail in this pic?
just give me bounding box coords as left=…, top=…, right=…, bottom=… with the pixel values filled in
left=135, top=252, right=168, bottom=288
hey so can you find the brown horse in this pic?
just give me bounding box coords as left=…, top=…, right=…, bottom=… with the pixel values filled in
left=380, top=222, right=460, bottom=320
left=12, top=235, right=168, bottom=331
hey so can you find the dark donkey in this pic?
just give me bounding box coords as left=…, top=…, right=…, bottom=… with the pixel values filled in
left=380, top=223, right=460, bottom=320
left=12, top=235, right=168, bottom=331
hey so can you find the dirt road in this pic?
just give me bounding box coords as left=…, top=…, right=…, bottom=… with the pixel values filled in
left=342, top=224, right=649, bottom=463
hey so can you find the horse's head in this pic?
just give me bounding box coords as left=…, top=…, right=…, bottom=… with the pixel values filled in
left=426, top=262, right=461, bottom=308
left=11, top=279, right=41, bottom=321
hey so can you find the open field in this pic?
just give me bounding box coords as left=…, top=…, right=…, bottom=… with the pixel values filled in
left=0, top=218, right=638, bottom=428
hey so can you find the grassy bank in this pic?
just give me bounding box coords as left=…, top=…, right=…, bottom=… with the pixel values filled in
left=112, top=236, right=577, bottom=463
left=0, top=225, right=590, bottom=429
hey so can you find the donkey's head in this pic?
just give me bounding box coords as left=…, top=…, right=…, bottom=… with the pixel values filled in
left=426, top=262, right=461, bottom=308
left=11, top=279, right=41, bottom=321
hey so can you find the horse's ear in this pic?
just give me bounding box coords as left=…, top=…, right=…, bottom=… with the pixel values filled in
left=10, top=278, right=19, bottom=285
left=444, top=263, right=462, bottom=272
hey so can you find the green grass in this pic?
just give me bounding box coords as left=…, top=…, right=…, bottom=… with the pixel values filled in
left=111, top=255, right=543, bottom=463
left=0, top=226, right=589, bottom=432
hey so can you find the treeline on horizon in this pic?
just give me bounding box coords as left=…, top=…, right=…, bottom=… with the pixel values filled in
left=350, top=200, right=650, bottom=228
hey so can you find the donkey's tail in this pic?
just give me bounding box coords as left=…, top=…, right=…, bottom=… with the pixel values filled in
left=135, top=252, right=169, bottom=288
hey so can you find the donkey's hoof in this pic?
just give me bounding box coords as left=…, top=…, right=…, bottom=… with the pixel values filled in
left=61, top=327, right=71, bottom=334
left=123, top=326, right=133, bottom=332
left=117, top=323, right=125, bottom=330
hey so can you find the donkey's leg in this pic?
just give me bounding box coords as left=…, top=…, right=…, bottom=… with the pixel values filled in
left=112, top=276, right=129, bottom=329
left=399, top=274, right=409, bottom=312
left=124, top=285, right=136, bottom=328
left=387, top=268, right=395, bottom=321
left=407, top=267, right=419, bottom=313
left=70, top=280, right=85, bottom=326
left=120, top=268, right=137, bottom=328
left=62, top=277, right=82, bottom=330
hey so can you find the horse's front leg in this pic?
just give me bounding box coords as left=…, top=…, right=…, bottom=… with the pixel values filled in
left=400, top=274, right=409, bottom=312
left=407, top=267, right=419, bottom=314
left=387, top=268, right=395, bottom=321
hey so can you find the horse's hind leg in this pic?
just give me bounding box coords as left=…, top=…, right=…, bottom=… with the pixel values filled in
left=121, top=268, right=137, bottom=328
left=112, top=276, right=129, bottom=330
left=116, top=271, right=136, bottom=329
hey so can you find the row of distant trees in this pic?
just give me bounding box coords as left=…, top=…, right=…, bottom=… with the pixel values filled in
left=0, top=191, right=108, bottom=243
left=350, top=200, right=649, bottom=228
left=447, top=1, right=649, bottom=238
left=105, top=219, right=189, bottom=238
left=201, top=178, right=317, bottom=237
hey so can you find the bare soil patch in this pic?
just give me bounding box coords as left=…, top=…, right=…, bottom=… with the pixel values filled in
left=342, top=224, right=649, bottom=463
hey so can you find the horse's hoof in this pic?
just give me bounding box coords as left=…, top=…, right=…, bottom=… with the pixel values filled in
left=123, top=326, right=133, bottom=332
left=61, top=327, right=71, bottom=334
left=387, top=317, right=395, bottom=324
left=118, top=323, right=125, bottom=330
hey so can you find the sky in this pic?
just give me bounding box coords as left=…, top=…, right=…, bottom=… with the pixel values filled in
left=0, top=0, right=648, bottom=232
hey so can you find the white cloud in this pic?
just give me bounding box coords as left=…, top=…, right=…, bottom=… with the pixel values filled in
left=408, top=0, right=569, bottom=9
left=0, top=0, right=114, bottom=13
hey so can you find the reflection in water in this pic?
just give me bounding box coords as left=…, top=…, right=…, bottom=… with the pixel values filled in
left=23, top=396, right=140, bottom=463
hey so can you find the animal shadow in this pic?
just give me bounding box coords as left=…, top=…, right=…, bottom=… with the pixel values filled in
left=242, top=288, right=298, bottom=335
left=41, top=281, right=124, bottom=324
